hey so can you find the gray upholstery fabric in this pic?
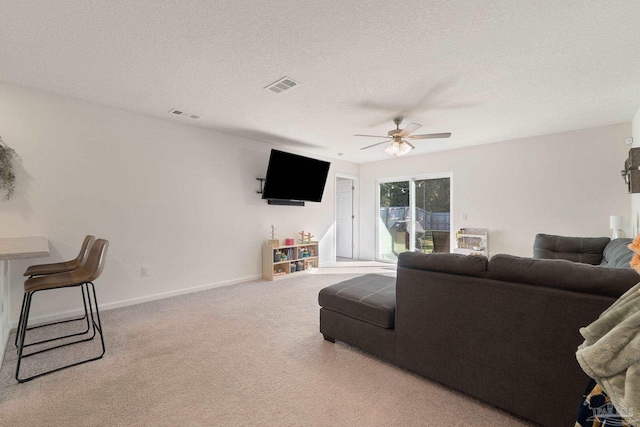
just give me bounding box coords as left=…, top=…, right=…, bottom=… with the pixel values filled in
left=601, top=238, right=633, bottom=268
left=320, top=308, right=396, bottom=362
left=533, top=233, right=610, bottom=265
left=397, top=252, right=488, bottom=278
left=394, top=264, right=618, bottom=427
left=318, top=274, right=396, bottom=328
left=488, top=254, right=639, bottom=298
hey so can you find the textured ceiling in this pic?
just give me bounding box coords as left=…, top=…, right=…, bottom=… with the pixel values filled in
left=2, top=0, right=640, bottom=163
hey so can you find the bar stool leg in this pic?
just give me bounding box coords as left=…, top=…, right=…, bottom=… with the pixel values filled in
left=14, top=293, right=28, bottom=349
left=15, top=292, right=34, bottom=382
left=16, top=283, right=106, bottom=383
left=87, top=282, right=106, bottom=357
left=16, top=286, right=92, bottom=351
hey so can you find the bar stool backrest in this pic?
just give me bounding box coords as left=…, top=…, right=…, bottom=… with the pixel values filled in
left=78, top=239, right=109, bottom=283
left=76, top=235, right=96, bottom=267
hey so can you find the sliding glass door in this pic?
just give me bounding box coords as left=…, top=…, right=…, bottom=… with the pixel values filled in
left=377, top=174, right=451, bottom=262
left=378, top=181, right=411, bottom=261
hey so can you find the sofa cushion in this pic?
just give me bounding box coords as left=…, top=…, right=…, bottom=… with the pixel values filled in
left=398, top=252, right=488, bottom=278
left=318, top=274, right=396, bottom=329
left=601, top=238, right=633, bottom=268
left=533, top=233, right=610, bottom=265
left=488, top=254, right=639, bottom=298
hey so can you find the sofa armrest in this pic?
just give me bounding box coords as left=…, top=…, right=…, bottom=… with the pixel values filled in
left=533, top=233, right=610, bottom=265
left=488, top=254, right=638, bottom=298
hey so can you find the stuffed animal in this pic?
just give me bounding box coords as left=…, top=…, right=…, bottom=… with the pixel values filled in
left=628, top=234, right=640, bottom=274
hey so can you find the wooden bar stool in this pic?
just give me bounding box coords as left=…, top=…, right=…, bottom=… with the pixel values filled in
left=15, top=239, right=109, bottom=383
left=15, top=235, right=95, bottom=350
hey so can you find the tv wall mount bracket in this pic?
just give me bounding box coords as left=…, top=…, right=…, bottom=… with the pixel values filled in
left=256, top=178, right=265, bottom=194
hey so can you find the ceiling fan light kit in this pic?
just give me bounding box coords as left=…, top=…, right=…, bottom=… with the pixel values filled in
left=398, top=141, right=413, bottom=155
left=385, top=140, right=414, bottom=156
left=385, top=140, right=401, bottom=155
left=356, top=117, right=451, bottom=157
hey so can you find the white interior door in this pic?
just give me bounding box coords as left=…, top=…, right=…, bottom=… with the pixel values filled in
left=336, top=178, right=354, bottom=258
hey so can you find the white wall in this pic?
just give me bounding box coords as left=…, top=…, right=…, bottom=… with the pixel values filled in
left=1, top=82, right=632, bottom=328
left=359, top=123, right=632, bottom=259
left=0, top=83, right=358, bottom=324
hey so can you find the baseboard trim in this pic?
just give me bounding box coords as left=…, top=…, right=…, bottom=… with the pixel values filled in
left=9, top=274, right=262, bottom=330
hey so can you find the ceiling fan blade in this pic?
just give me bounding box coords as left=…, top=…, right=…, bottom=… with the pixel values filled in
left=360, top=139, right=392, bottom=150
left=406, top=132, right=452, bottom=140
left=398, top=123, right=422, bottom=137
left=354, top=134, right=390, bottom=138
left=404, top=141, right=415, bottom=149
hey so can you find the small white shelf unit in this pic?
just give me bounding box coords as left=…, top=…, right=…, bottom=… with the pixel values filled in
left=453, top=228, right=488, bottom=257
left=263, top=241, right=319, bottom=281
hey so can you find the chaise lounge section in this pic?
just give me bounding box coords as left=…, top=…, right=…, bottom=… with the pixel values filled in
left=319, top=236, right=639, bottom=426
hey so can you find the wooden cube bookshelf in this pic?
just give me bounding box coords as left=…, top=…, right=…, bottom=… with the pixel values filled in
left=263, top=241, right=319, bottom=281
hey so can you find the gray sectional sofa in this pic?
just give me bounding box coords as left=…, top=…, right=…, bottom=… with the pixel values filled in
left=319, top=235, right=639, bottom=426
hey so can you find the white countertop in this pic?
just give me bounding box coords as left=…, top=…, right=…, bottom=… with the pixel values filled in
left=0, top=236, right=49, bottom=261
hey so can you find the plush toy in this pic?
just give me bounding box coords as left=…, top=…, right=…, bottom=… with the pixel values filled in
left=628, top=234, right=640, bottom=274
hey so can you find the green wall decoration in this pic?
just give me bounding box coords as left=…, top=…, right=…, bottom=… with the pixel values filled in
left=0, top=137, right=17, bottom=200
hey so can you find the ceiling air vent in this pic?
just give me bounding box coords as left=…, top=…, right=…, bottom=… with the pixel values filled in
left=168, top=109, right=200, bottom=120
left=265, top=76, right=299, bottom=93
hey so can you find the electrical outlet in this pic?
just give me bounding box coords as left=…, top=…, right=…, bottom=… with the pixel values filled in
left=141, top=266, right=150, bottom=276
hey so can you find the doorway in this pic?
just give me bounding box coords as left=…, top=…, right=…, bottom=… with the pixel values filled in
left=335, top=174, right=357, bottom=260
left=377, top=174, right=451, bottom=262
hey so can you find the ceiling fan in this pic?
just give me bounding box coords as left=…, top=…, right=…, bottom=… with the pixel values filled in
left=355, top=117, right=451, bottom=156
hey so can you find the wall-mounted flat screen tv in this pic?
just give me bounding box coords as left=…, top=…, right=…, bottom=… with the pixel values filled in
left=262, top=149, right=331, bottom=204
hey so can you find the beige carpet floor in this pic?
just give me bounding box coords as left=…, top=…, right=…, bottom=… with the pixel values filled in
left=0, top=269, right=532, bottom=426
